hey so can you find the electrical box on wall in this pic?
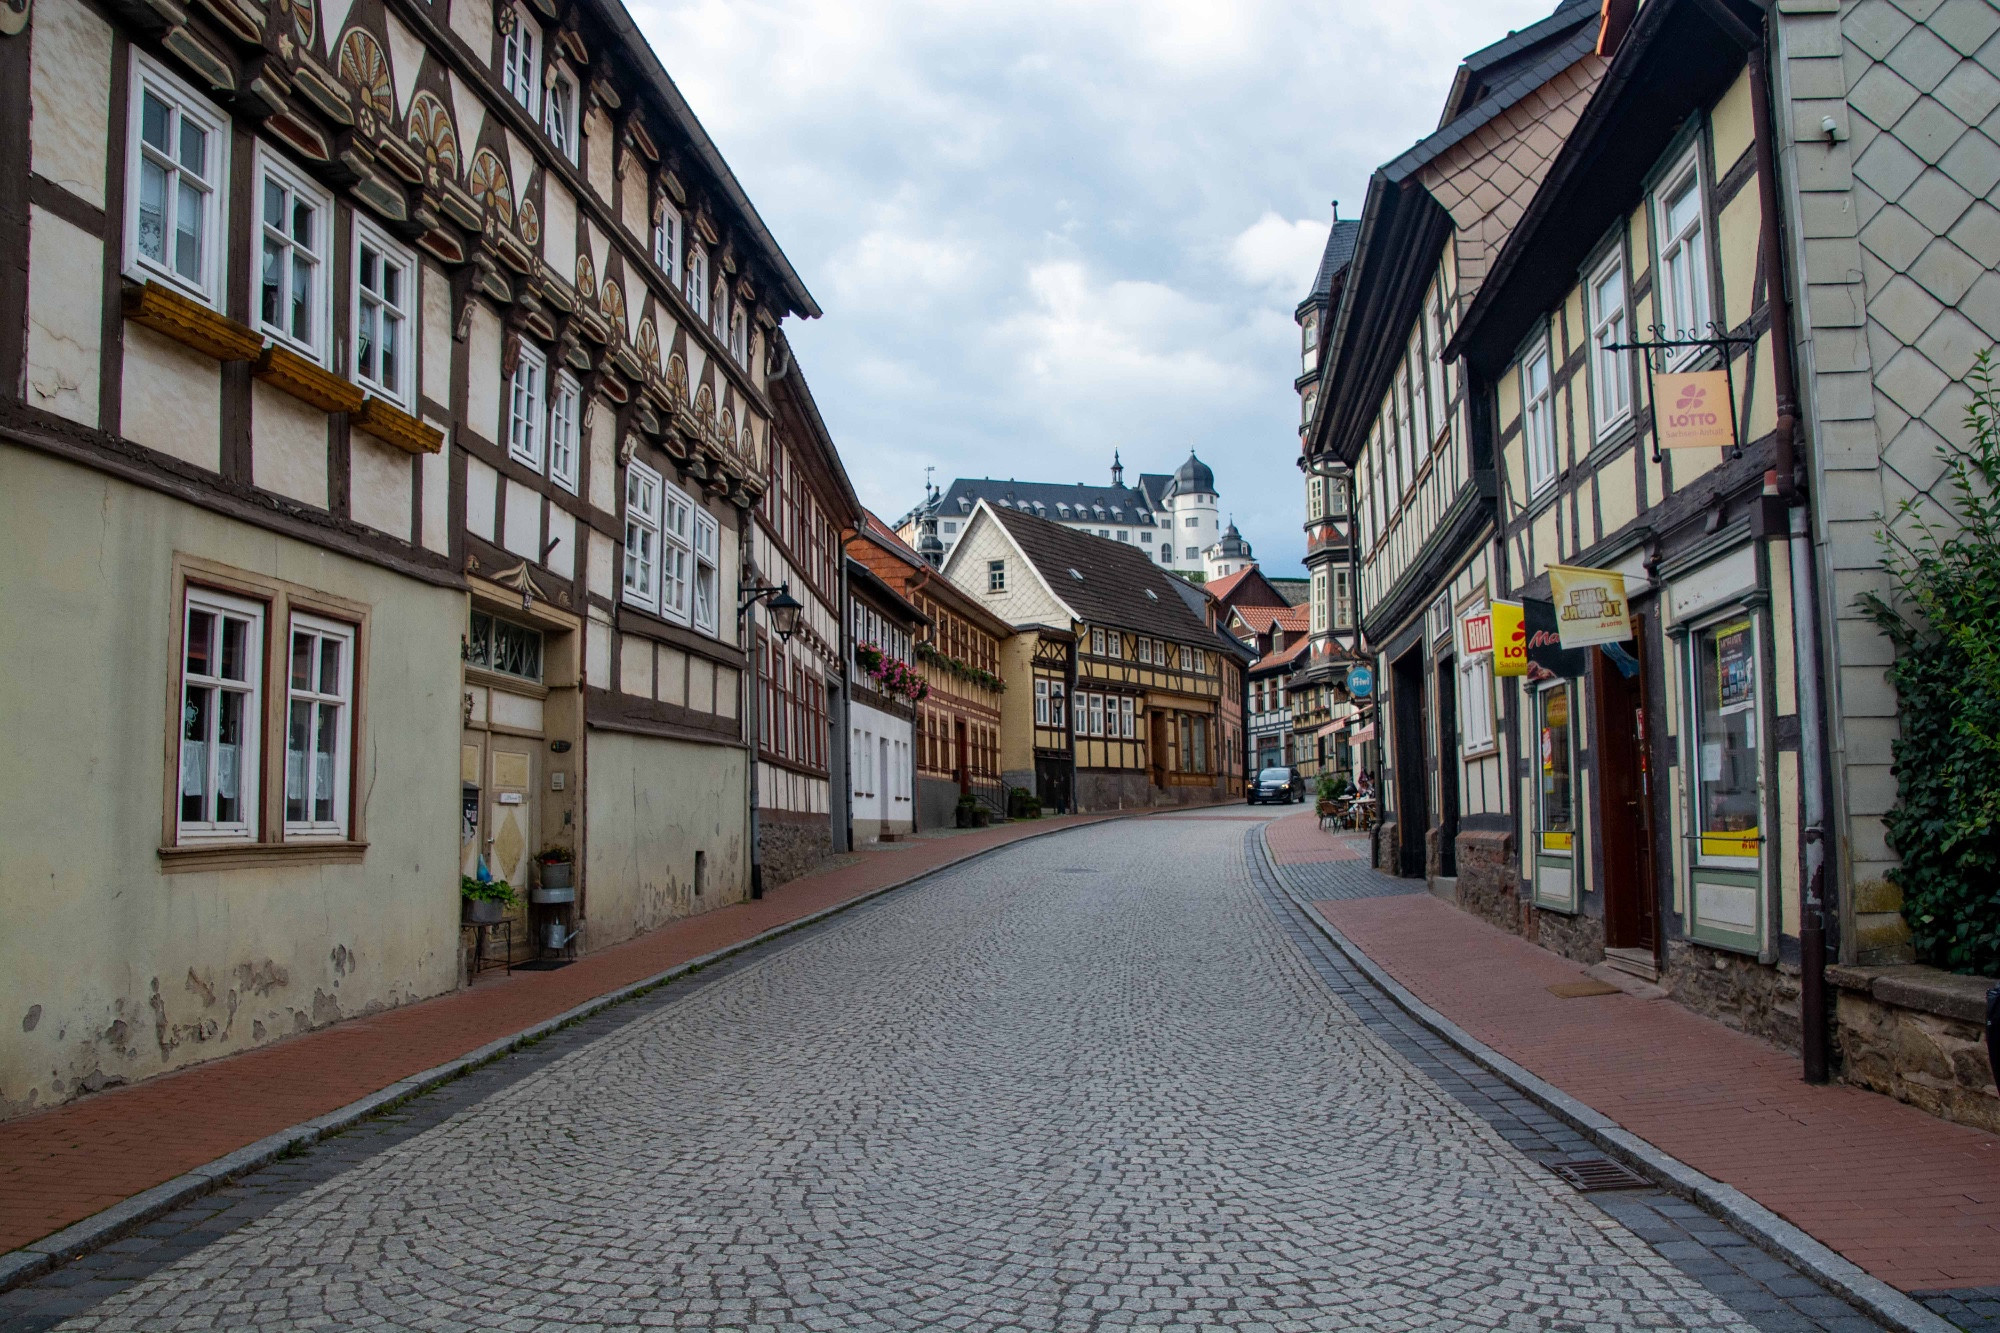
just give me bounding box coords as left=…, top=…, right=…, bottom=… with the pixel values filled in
left=550, top=772, right=566, bottom=791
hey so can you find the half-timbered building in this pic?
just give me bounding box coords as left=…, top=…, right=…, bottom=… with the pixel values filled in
left=1307, top=0, right=1603, bottom=890
left=943, top=502, right=1232, bottom=812
left=2, top=0, right=826, bottom=1107
left=844, top=555, right=921, bottom=843
left=1446, top=0, right=1811, bottom=1037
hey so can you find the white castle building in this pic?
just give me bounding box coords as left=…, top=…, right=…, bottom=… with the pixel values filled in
left=901, top=452, right=1241, bottom=581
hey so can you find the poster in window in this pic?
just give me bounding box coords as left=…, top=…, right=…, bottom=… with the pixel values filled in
left=1715, top=620, right=1753, bottom=716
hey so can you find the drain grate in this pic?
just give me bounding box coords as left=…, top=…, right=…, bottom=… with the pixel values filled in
left=1549, top=1156, right=1653, bottom=1192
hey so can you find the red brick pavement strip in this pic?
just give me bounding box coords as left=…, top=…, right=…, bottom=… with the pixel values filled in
left=1261, top=809, right=1366, bottom=862
left=0, top=811, right=1155, bottom=1267
left=1259, top=808, right=2000, bottom=1293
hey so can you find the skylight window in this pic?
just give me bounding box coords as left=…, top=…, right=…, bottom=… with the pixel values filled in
left=1068, top=568, right=1083, bottom=580
left=1145, top=589, right=1159, bottom=601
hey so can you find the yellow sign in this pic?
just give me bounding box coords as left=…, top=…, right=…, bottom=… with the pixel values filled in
left=1547, top=565, right=1633, bottom=649
left=1491, top=599, right=1527, bottom=677
left=1543, top=830, right=1574, bottom=853
left=1655, top=371, right=1734, bottom=451
left=1701, top=829, right=1760, bottom=859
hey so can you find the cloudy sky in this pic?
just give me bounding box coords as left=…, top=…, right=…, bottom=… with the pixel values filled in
left=629, top=0, right=1559, bottom=576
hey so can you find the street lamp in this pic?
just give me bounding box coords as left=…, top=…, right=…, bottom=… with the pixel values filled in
left=739, top=582, right=802, bottom=899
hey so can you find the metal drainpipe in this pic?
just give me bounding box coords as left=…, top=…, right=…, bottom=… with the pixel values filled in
left=1750, top=25, right=1830, bottom=1083
left=745, top=523, right=765, bottom=900
left=838, top=530, right=854, bottom=850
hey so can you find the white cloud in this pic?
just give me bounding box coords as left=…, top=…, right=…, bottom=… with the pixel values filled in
left=627, top=0, right=1562, bottom=569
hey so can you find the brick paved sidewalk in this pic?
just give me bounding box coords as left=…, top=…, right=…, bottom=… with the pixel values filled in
left=1261, top=810, right=2000, bottom=1294
left=0, top=812, right=1127, bottom=1259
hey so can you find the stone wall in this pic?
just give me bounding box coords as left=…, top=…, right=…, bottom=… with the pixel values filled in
left=757, top=814, right=830, bottom=891
left=1527, top=904, right=1603, bottom=967
left=1662, top=940, right=1804, bottom=1051
left=1374, top=820, right=1399, bottom=874
left=1830, top=964, right=1999, bottom=1134
left=1455, top=830, right=1519, bottom=933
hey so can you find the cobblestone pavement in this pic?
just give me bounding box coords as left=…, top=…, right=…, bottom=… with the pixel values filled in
left=2, top=816, right=1892, bottom=1332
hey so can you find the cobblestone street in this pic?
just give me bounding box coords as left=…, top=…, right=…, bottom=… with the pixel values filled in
left=2, top=815, right=1889, bottom=1332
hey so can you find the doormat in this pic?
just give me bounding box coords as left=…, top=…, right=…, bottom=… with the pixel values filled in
left=513, top=959, right=573, bottom=972
left=1547, top=978, right=1622, bottom=998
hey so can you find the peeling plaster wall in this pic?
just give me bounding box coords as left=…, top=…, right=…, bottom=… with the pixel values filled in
left=0, top=448, right=465, bottom=1120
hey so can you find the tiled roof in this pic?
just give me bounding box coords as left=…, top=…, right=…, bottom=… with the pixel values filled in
left=939, top=477, right=1164, bottom=528
left=1269, top=578, right=1310, bottom=607
left=1252, top=635, right=1311, bottom=674
left=1309, top=220, right=1362, bottom=301
left=1204, top=568, right=1256, bottom=604
left=984, top=504, right=1215, bottom=644
left=1235, top=604, right=1310, bottom=637
left=860, top=509, right=925, bottom=564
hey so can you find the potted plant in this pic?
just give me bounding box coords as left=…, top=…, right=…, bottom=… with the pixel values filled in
left=532, top=846, right=575, bottom=903
left=954, top=793, right=981, bottom=829
left=461, top=874, right=518, bottom=924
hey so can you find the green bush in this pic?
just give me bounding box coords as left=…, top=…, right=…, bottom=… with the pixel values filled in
left=1861, top=352, right=2000, bottom=974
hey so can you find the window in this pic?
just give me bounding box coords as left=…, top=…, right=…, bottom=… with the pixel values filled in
left=1050, top=683, right=1066, bottom=730
left=1589, top=254, right=1631, bottom=435
left=987, top=560, right=1006, bottom=593
left=1139, top=531, right=1151, bottom=543
left=693, top=510, right=719, bottom=635
left=1089, top=693, right=1104, bottom=737
left=1137, top=638, right=1151, bottom=664
left=1425, top=288, right=1447, bottom=433
left=502, top=6, right=540, bottom=116
left=661, top=482, right=693, bottom=624
left=1311, top=569, right=1328, bottom=634
left=1522, top=339, right=1556, bottom=495
left=1185, top=546, right=1197, bottom=560
left=1301, top=389, right=1317, bottom=426
left=508, top=344, right=546, bottom=469
left=353, top=221, right=415, bottom=406
left=1459, top=654, right=1494, bottom=754
left=685, top=245, right=708, bottom=319
left=1106, top=633, right=1122, bottom=659
left=1091, top=628, right=1105, bottom=655
left=1691, top=615, right=1760, bottom=864
left=1334, top=568, right=1353, bottom=630
left=710, top=276, right=729, bottom=342
left=548, top=371, right=581, bottom=493
left=1035, top=679, right=1050, bottom=726
left=178, top=588, right=262, bottom=842
left=127, top=56, right=229, bottom=305
left=467, top=611, right=542, bottom=680
left=943, top=521, right=959, bottom=535
left=729, top=306, right=749, bottom=366
left=1120, top=697, right=1135, bottom=739
left=544, top=67, right=579, bottom=161
left=286, top=615, right=353, bottom=838
left=1116, top=530, right=1129, bottom=542
left=1537, top=682, right=1574, bottom=854
left=1301, top=310, right=1318, bottom=374
left=653, top=202, right=682, bottom=286
left=1184, top=516, right=1198, bottom=527
left=254, top=149, right=331, bottom=361
left=1656, top=154, right=1709, bottom=355
left=623, top=461, right=661, bottom=607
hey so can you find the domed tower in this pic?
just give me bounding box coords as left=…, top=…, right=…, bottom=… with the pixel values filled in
left=1166, top=451, right=1218, bottom=575
left=1204, top=519, right=1254, bottom=581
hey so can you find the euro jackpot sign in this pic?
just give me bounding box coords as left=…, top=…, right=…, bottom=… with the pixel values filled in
left=1491, top=600, right=1527, bottom=677
left=1654, top=371, right=1735, bottom=452
left=1546, top=565, right=1634, bottom=650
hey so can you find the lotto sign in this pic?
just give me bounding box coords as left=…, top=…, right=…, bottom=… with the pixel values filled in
left=1547, top=565, right=1633, bottom=650
left=1460, top=607, right=1493, bottom=657
left=1490, top=600, right=1527, bottom=677
left=1655, top=371, right=1734, bottom=451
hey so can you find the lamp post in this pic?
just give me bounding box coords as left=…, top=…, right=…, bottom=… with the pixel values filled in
left=740, top=581, right=803, bottom=900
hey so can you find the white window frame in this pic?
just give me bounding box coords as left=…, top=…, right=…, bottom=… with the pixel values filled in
left=1034, top=679, right=1050, bottom=726
left=693, top=508, right=720, bottom=635
left=1089, top=693, right=1104, bottom=737
left=1091, top=627, right=1105, bottom=655
left=1522, top=337, right=1557, bottom=496
left=987, top=559, right=1005, bottom=593
left=1121, top=696, right=1135, bottom=739
left=502, top=5, right=540, bottom=117
left=623, top=460, right=662, bottom=609
left=1458, top=653, right=1495, bottom=756
left=1334, top=568, right=1353, bottom=631
left=548, top=370, right=581, bottom=493
left=1311, top=569, right=1329, bottom=635
left=653, top=201, right=683, bottom=287
left=284, top=613, right=355, bottom=840
left=710, top=275, right=730, bottom=341
left=660, top=481, right=694, bottom=625
left=252, top=146, right=333, bottom=363
left=177, top=587, right=264, bottom=844
left=125, top=53, right=231, bottom=308
left=1588, top=252, right=1632, bottom=438
left=729, top=306, right=749, bottom=366
left=543, top=64, right=579, bottom=163
left=507, top=343, right=547, bottom=470
left=684, top=244, right=708, bottom=320
left=1655, top=149, right=1710, bottom=365
left=352, top=217, right=417, bottom=408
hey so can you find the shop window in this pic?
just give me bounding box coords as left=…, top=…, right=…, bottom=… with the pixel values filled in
left=1691, top=616, right=1760, bottom=863
left=1537, top=682, right=1573, bottom=854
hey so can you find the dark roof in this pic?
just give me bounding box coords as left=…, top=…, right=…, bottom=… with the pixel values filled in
left=1268, top=578, right=1310, bottom=608
left=1135, top=473, right=1175, bottom=511
left=1447, top=0, right=1766, bottom=374
left=938, top=477, right=1164, bottom=528
left=984, top=504, right=1216, bottom=644
left=1307, top=220, right=1362, bottom=302
left=1173, top=451, right=1215, bottom=496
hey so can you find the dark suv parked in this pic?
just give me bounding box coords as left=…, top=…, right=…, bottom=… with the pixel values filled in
left=1247, top=766, right=1305, bottom=805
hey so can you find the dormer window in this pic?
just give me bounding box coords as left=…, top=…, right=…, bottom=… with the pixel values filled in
left=958, top=497, right=971, bottom=513
left=544, top=65, right=579, bottom=162
left=1057, top=503, right=1070, bottom=518
left=502, top=5, right=540, bottom=117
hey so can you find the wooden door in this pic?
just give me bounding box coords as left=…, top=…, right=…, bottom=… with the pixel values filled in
left=486, top=743, right=536, bottom=896
left=1594, top=636, right=1658, bottom=956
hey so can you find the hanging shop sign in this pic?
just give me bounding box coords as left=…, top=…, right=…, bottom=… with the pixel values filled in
left=1654, top=371, right=1736, bottom=451
left=1547, top=565, right=1634, bottom=649
left=1347, top=664, right=1375, bottom=698
left=1491, top=600, right=1527, bottom=677
left=1523, top=599, right=1590, bottom=677
left=1460, top=606, right=1493, bottom=657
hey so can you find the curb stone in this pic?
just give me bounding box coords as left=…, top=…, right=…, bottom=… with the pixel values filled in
left=1, top=807, right=1221, bottom=1294
left=1255, top=826, right=1960, bottom=1333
